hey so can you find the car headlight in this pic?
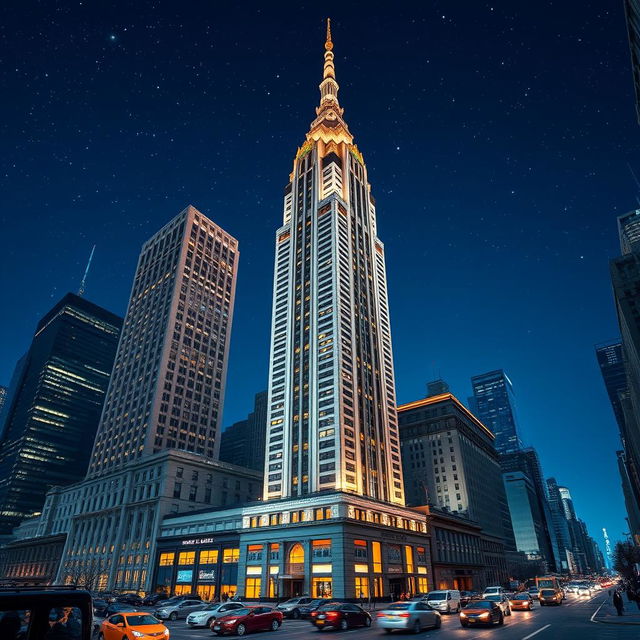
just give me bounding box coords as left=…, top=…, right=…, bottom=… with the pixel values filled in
left=479, top=613, right=490, bottom=619
left=163, top=630, right=169, bottom=636
left=460, top=612, right=467, bottom=618
left=132, top=632, right=144, bottom=638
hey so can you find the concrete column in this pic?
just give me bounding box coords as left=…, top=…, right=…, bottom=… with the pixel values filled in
left=303, top=538, right=312, bottom=596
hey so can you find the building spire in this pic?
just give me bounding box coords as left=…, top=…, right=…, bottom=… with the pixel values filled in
left=78, top=244, right=95, bottom=297
left=320, top=18, right=338, bottom=102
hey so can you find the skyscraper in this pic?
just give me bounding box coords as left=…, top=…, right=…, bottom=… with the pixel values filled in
left=0, top=294, right=122, bottom=536
left=263, top=19, right=403, bottom=505
left=470, top=370, right=523, bottom=454
left=88, top=206, right=238, bottom=475
left=596, top=340, right=628, bottom=433
left=624, top=0, right=640, bottom=124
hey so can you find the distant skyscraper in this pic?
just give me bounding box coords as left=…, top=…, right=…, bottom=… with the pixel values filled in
left=88, top=205, right=238, bottom=476
left=0, top=294, right=122, bottom=535
left=0, top=385, right=8, bottom=439
left=471, top=370, right=523, bottom=454
left=596, top=340, right=628, bottom=432
left=624, top=0, right=640, bottom=124
left=263, top=19, right=403, bottom=505
left=220, top=419, right=250, bottom=467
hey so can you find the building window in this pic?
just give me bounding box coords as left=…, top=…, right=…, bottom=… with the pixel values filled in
left=371, top=542, right=382, bottom=573
left=199, top=550, right=218, bottom=565
left=178, top=552, right=195, bottom=566
left=416, top=547, right=427, bottom=564
left=417, top=577, right=429, bottom=593
left=269, top=543, right=280, bottom=561
left=159, top=553, right=174, bottom=566
left=245, top=577, right=261, bottom=599
left=312, top=539, right=331, bottom=559
left=223, top=548, right=239, bottom=563
left=173, top=482, right=182, bottom=499
left=354, top=540, right=368, bottom=559
left=355, top=576, right=369, bottom=598
left=312, top=577, right=332, bottom=598
left=247, top=545, right=264, bottom=562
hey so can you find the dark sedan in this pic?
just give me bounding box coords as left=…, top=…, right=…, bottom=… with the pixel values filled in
left=142, top=592, right=168, bottom=606
left=298, top=599, right=335, bottom=618
left=92, top=598, right=109, bottom=616
left=116, top=593, right=144, bottom=606
left=310, top=602, right=372, bottom=631
left=459, top=600, right=504, bottom=627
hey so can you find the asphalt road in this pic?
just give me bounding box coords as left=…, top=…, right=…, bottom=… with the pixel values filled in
left=155, top=593, right=638, bottom=640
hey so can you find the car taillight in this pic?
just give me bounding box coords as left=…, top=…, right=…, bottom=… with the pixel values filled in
left=398, top=613, right=410, bottom=618
left=376, top=613, right=386, bottom=618
left=326, top=611, right=339, bottom=618
left=310, top=612, right=318, bottom=617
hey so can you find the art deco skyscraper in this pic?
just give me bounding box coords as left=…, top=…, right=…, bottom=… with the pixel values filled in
left=264, top=21, right=404, bottom=504
left=88, top=205, right=238, bottom=475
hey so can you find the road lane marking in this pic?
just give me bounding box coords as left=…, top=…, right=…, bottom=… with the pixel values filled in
left=521, top=624, right=551, bottom=640
left=590, top=600, right=607, bottom=622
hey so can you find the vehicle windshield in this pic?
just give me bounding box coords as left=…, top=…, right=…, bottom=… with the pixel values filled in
left=317, top=603, right=341, bottom=611
left=126, top=615, right=160, bottom=626
left=283, top=599, right=300, bottom=604
left=426, top=592, right=446, bottom=600
left=225, top=608, right=250, bottom=617
left=540, top=590, right=555, bottom=596
left=386, top=604, right=411, bottom=610
left=484, top=595, right=500, bottom=601
left=307, top=600, right=323, bottom=606
left=466, top=601, right=492, bottom=609
left=202, top=604, right=219, bottom=611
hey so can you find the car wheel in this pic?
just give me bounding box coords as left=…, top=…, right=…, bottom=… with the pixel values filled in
left=169, top=612, right=178, bottom=621
left=292, top=609, right=300, bottom=620
left=270, top=619, right=279, bottom=631
left=364, top=617, right=371, bottom=628
left=434, top=616, right=442, bottom=629
left=207, top=618, right=215, bottom=627
left=507, top=607, right=511, bottom=616
left=498, top=614, right=504, bottom=626
left=237, top=623, right=247, bottom=636
left=412, top=619, right=421, bottom=634
left=461, top=621, right=468, bottom=628
left=339, top=619, right=348, bottom=631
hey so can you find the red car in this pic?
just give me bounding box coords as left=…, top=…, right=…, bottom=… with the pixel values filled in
left=211, top=606, right=283, bottom=636
left=310, top=602, right=372, bottom=631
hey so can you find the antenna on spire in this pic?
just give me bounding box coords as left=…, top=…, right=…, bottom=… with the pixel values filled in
left=78, top=245, right=96, bottom=297
left=325, top=18, right=333, bottom=50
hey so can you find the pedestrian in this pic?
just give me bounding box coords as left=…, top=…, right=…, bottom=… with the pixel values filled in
left=613, top=590, right=624, bottom=616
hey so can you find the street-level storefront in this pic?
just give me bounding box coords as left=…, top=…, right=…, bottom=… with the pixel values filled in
left=153, top=533, right=240, bottom=600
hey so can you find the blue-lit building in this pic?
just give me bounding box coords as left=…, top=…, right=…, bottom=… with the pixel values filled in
left=0, top=293, right=122, bottom=536
left=470, top=370, right=523, bottom=454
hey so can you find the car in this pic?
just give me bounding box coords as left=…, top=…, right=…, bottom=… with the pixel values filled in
left=143, top=593, right=169, bottom=606
left=459, top=591, right=473, bottom=606
left=460, top=600, right=504, bottom=627
left=275, top=596, right=313, bottom=619
left=527, top=587, right=540, bottom=600
left=376, top=601, right=442, bottom=633
left=93, top=598, right=109, bottom=616
left=186, top=602, right=246, bottom=628
left=424, top=589, right=461, bottom=613
left=104, top=603, right=139, bottom=617
left=539, top=589, right=563, bottom=605
left=116, top=593, right=144, bottom=606
left=482, top=586, right=506, bottom=598
left=483, top=594, right=511, bottom=615
left=508, top=593, right=534, bottom=611
left=155, top=599, right=207, bottom=621
left=297, top=598, right=335, bottom=618
left=576, top=585, right=592, bottom=597
left=99, top=611, right=169, bottom=640
left=310, top=602, right=372, bottom=631
left=211, top=606, right=283, bottom=636
left=157, top=594, right=203, bottom=607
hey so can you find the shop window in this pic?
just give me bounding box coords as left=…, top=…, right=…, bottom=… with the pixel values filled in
left=404, top=546, right=414, bottom=573
left=197, top=584, right=216, bottom=601
left=199, top=550, right=218, bottom=565
left=355, top=576, right=369, bottom=598
left=312, top=577, right=332, bottom=598
left=159, top=552, right=174, bottom=566
left=178, top=551, right=195, bottom=566
left=354, top=540, right=368, bottom=559
left=223, top=548, right=239, bottom=563
left=245, top=577, right=261, bottom=599
left=373, top=576, right=383, bottom=598
left=312, top=539, right=331, bottom=559
left=247, top=545, right=264, bottom=562
left=220, top=584, right=237, bottom=599
left=417, top=577, right=429, bottom=593
left=174, top=584, right=192, bottom=595
left=372, top=542, right=382, bottom=573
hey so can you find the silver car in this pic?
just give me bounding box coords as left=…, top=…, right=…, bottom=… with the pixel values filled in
left=155, top=599, right=207, bottom=620
left=376, top=601, right=442, bottom=633
left=186, top=602, right=245, bottom=627
left=275, top=596, right=313, bottom=619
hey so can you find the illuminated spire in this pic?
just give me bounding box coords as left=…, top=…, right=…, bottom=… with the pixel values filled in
left=319, top=17, right=339, bottom=106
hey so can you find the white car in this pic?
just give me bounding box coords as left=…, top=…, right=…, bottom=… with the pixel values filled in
left=483, top=586, right=506, bottom=598
left=483, top=594, right=511, bottom=616
left=186, top=602, right=246, bottom=627
left=577, top=586, right=592, bottom=597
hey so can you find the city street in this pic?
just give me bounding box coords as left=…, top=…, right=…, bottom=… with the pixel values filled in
left=154, top=594, right=638, bottom=640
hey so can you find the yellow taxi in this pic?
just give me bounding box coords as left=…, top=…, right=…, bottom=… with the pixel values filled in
left=99, top=611, right=169, bottom=640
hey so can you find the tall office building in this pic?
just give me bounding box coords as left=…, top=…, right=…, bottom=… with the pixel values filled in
left=263, top=19, right=403, bottom=505
left=596, top=340, right=628, bottom=433
left=0, top=294, right=122, bottom=536
left=470, top=370, right=523, bottom=454
left=609, top=210, right=640, bottom=543
left=624, top=0, right=640, bottom=124
left=89, top=206, right=238, bottom=475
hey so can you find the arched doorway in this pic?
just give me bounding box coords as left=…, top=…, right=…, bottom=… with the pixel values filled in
left=282, top=543, right=305, bottom=597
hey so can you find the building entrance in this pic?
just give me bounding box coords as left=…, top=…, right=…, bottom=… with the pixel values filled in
left=388, top=577, right=407, bottom=600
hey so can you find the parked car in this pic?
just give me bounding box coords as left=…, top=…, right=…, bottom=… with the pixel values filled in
left=93, top=598, right=109, bottom=617
left=310, top=602, right=372, bottom=631
left=275, top=596, right=313, bottom=619
left=424, top=590, right=461, bottom=614
left=186, top=602, right=246, bottom=627
left=143, top=592, right=169, bottom=606
left=297, top=598, right=335, bottom=618
left=103, top=603, right=139, bottom=617
left=155, top=599, right=207, bottom=621
left=116, top=593, right=143, bottom=606
left=157, top=594, right=203, bottom=607
left=99, top=612, right=168, bottom=640
left=460, top=600, right=504, bottom=627
left=508, top=593, right=534, bottom=611
left=376, top=601, right=442, bottom=633
left=212, top=606, right=283, bottom=636
left=483, top=594, right=511, bottom=615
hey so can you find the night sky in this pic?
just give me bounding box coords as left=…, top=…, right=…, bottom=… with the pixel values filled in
left=1, top=1, right=637, bottom=552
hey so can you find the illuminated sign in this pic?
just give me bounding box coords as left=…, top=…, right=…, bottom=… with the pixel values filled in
left=181, top=537, right=215, bottom=546
left=176, top=570, right=193, bottom=583
left=198, top=569, right=216, bottom=582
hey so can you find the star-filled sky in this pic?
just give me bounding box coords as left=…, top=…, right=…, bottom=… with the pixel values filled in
left=1, top=1, right=638, bottom=553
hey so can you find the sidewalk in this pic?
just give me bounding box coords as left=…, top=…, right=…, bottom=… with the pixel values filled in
left=593, top=596, right=640, bottom=625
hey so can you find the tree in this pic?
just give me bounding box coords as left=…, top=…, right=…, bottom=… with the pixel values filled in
left=613, top=541, right=640, bottom=581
